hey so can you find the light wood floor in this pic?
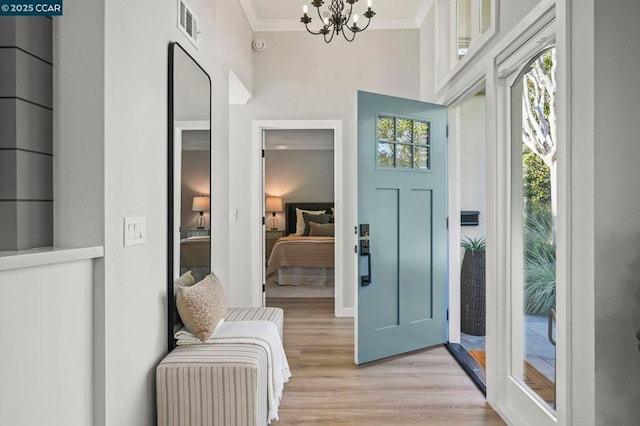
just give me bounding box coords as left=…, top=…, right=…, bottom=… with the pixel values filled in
left=267, top=297, right=505, bottom=425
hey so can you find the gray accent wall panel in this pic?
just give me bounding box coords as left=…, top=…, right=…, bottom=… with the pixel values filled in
left=0, top=151, right=17, bottom=199
left=16, top=151, right=53, bottom=200
left=16, top=201, right=52, bottom=250
left=0, top=17, right=52, bottom=63
left=0, top=49, right=52, bottom=108
left=0, top=98, right=53, bottom=153
left=0, top=202, right=18, bottom=251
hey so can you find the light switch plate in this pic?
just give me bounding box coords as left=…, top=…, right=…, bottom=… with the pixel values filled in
left=124, top=217, right=146, bottom=246
left=229, top=209, right=238, bottom=222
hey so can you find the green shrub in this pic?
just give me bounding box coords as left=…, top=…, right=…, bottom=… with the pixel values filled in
left=523, top=206, right=556, bottom=316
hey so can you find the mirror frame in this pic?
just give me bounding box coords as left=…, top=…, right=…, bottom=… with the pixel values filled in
left=167, top=41, right=212, bottom=352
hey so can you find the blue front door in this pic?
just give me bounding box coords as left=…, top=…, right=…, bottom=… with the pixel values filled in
left=357, top=91, right=448, bottom=364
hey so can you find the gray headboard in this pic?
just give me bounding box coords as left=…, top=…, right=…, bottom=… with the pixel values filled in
left=285, top=202, right=334, bottom=235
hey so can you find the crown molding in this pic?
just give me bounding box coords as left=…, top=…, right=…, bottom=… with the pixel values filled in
left=239, top=0, right=259, bottom=30
left=253, top=17, right=422, bottom=32
left=415, top=0, right=434, bottom=27
left=239, top=0, right=435, bottom=32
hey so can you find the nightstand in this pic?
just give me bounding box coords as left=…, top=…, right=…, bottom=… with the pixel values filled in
left=187, top=228, right=210, bottom=237
left=265, top=230, right=285, bottom=260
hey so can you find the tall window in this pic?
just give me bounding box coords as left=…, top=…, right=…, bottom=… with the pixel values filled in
left=511, top=47, right=557, bottom=412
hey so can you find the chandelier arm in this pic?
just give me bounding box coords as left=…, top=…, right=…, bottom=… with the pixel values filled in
left=342, top=27, right=356, bottom=42
left=357, top=17, right=373, bottom=32
left=316, top=6, right=326, bottom=24
left=304, top=23, right=324, bottom=36
left=324, top=30, right=335, bottom=43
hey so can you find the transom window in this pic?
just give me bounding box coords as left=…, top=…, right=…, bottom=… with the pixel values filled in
left=377, top=116, right=431, bottom=170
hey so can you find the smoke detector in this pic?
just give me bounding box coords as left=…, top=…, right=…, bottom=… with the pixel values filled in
left=252, top=39, right=267, bottom=52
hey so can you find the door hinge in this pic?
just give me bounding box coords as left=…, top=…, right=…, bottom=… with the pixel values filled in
left=262, top=149, right=265, bottom=158
left=446, top=124, right=449, bottom=138
left=262, top=284, right=266, bottom=292
left=354, top=245, right=358, bottom=254
left=446, top=217, right=449, bottom=229
left=446, top=309, right=449, bottom=321
left=262, top=216, right=265, bottom=225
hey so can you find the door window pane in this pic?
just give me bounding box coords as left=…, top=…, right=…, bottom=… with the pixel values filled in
left=377, top=142, right=395, bottom=167
left=396, top=144, right=413, bottom=168
left=377, top=116, right=431, bottom=170
left=396, top=118, right=413, bottom=143
left=377, top=117, right=395, bottom=141
left=414, top=121, right=429, bottom=145
left=414, top=147, right=429, bottom=169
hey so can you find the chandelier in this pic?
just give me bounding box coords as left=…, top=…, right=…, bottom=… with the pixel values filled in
left=301, top=0, right=376, bottom=43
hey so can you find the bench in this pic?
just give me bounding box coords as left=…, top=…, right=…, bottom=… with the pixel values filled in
left=156, top=306, right=284, bottom=426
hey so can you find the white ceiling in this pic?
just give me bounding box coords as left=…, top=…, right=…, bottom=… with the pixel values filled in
left=239, top=0, right=433, bottom=32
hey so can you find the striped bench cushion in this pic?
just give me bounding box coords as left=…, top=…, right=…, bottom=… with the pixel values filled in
left=157, top=343, right=268, bottom=426
left=226, top=307, right=284, bottom=341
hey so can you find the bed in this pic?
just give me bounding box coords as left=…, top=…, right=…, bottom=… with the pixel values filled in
left=180, top=236, right=210, bottom=281
left=266, top=202, right=335, bottom=286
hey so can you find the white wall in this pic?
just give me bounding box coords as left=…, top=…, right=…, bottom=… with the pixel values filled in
left=0, top=260, right=94, bottom=426
left=459, top=94, right=486, bottom=242
left=265, top=149, right=335, bottom=231
left=55, top=0, right=253, bottom=425
left=593, top=0, right=640, bottom=423
left=229, top=29, right=420, bottom=309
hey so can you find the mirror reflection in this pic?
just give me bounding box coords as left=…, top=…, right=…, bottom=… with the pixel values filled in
left=172, top=43, right=211, bottom=283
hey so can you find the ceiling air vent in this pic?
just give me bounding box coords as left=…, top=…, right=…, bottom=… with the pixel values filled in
left=178, top=0, right=199, bottom=48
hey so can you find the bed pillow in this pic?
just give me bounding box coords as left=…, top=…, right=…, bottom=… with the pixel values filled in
left=309, top=222, right=335, bottom=237
left=302, top=212, right=332, bottom=236
left=176, top=273, right=228, bottom=342
left=295, top=208, right=326, bottom=235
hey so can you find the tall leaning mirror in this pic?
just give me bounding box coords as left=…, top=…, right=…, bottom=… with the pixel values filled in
left=168, top=42, right=212, bottom=351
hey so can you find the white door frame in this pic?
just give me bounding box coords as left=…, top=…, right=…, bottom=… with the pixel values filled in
left=250, top=119, right=347, bottom=317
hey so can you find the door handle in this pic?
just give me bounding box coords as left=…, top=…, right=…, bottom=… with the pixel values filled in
left=548, top=308, right=556, bottom=347
left=360, top=224, right=371, bottom=286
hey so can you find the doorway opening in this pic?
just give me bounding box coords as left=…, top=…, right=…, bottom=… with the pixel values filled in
left=445, top=89, right=489, bottom=392
left=251, top=120, right=353, bottom=317
left=264, top=129, right=336, bottom=300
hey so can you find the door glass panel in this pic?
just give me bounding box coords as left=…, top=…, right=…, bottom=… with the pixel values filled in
left=414, top=147, right=429, bottom=169
left=396, top=144, right=413, bottom=168
left=377, top=142, right=395, bottom=167
left=377, top=117, right=395, bottom=141
left=414, top=121, right=429, bottom=144
left=511, top=47, right=557, bottom=412
left=396, top=118, right=413, bottom=143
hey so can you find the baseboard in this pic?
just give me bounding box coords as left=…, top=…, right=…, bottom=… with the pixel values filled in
left=337, top=307, right=355, bottom=318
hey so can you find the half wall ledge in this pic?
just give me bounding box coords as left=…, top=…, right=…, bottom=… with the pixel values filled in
left=0, top=246, right=104, bottom=272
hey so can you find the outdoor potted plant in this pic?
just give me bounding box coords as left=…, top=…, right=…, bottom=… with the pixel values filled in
left=460, top=236, right=486, bottom=336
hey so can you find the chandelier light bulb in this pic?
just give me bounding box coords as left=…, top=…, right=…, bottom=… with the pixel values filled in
left=303, top=4, right=308, bottom=14
left=324, top=17, right=329, bottom=26
left=353, top=14, right=359, bottom=23
left=368, top=0, right=372, bottom=7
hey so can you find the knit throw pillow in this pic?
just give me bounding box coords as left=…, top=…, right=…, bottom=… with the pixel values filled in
left=176, top=273, right=228, bottom=342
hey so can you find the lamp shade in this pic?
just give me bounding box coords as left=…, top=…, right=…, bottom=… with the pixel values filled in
left=265, top=197, right=283, bottom=212
left=192, top=196, right=210, bottom=212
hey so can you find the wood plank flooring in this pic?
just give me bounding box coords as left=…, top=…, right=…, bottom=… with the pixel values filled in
left=267, top=297, right=505, bottom=425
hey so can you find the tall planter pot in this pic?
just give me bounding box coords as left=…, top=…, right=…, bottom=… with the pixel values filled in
left=460, top=250, right=486, bottom=336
